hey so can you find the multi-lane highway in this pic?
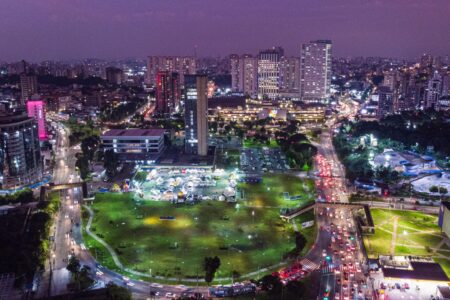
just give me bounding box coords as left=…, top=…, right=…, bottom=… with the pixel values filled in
left=311, top=98, right=374, bottom=300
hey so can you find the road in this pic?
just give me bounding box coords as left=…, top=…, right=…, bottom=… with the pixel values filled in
left=309, top=98, right=373, bottom=300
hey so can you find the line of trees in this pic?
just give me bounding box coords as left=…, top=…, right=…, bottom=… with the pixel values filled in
left=274, top=124, right=317, bottom=170
left=0, top=188, right=33, bottom=206
left=101, top=97, right=147, bottom=122
left=353, top=111, right=450, bottom=160
left=0, top=191, right=59, bottom=286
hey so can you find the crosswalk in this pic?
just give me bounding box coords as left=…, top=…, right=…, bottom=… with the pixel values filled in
left=322, top=265, right=335, bottom=274
left=300, top=258, right=319, bottom=271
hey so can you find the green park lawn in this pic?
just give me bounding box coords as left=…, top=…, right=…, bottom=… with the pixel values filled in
left=243, top=138, right=279, bottom=148
left=82, top=175, right=316, bottom=282
left=363, top=208, right=450, bottom=277
left=239, top=174, right=316, bottom=209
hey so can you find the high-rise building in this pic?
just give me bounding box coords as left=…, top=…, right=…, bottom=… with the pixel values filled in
left=425, top=72, right=443, bottom=109
left=257, top=47, right=284, bottom=100
left=20, top=73, right=38, bottom=104
left=377, top=86, right=394, bottom=118
left=442, top=74, right=450, bottom=97
left=382, top=71, right=398, bottom=91
left=147, top=56, right=196, bottom=86
left=0, top=104, right=42, bottom=189
left=230, top=54, right=258, bottom=97
left=300, top=40, right=332, bottom=102
left=155, top=71, right=181, bottom=115
left=184, top=75, right=208, bottom=156
left=280, top=56, right=300, bottom=96
left=26, top=100, right=48, bottom=141
left=105, top=67, right=123, bottom=84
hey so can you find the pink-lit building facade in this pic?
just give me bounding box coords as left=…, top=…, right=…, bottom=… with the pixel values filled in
left=26, top=100, right=48, bottom=141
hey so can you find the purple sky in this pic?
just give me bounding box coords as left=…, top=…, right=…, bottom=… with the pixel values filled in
left=1, top=0, right=449, bottom=61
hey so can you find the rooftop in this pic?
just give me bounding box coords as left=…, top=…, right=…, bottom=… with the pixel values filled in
left=382, top=262, right=449, bottom=282
left=102, top=128, right=165, bottom=137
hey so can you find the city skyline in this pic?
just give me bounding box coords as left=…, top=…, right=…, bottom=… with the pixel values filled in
left=1, top=0, right=450, bottom=61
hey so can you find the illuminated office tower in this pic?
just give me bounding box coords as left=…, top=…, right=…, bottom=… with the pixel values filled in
left=26, top=99, right=48, bottom=141
left=230, top=54, right=258, bottom=97
left=147, top=56, right=196, bottom=86
left=257, top=47, right=284, bottom=100
left=0, top=104, right=42, bottom=189
left=155, top=71, right=180, bottom=114
left=184, top=75, right=208, bottom=156
left=300, top=40, right=332, bottom=102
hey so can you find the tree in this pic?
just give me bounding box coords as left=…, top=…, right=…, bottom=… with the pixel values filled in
left=66, top=256, right=81, bottom=276
left=375, top=166, right=399, bottom=184
left=429, top=186, right=439, bottom=193
left=294, top=232, right=307, bottom=253
left=106, top=282, right=132, bottom=300
left=75, top=155, right=90, bottom=180
left=204, top=256, right=221, bottom=284
left=77, top=265, right=94, bottom=291
left=259, top=274, right=282, bottom=296
left=81, top=135, right=100, bottom=162
left=133, top=172, right=147, bottom=183
left=285, top=280, right=305, bottom=299
left=104, top=150, right=119, bottom=178
left=439, top=187, right=448, bottom=195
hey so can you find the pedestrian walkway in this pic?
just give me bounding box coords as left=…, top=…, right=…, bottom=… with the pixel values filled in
left=292, top=219, right=299, bottom=232
left=390, top=217, right=399, bottom=255
left=300, top=258, right=319, bottom=271
left=322, top=265, right=334, bottom=274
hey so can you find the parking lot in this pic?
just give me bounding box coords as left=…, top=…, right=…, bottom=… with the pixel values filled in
left=372, top=274, right=445, bottom=300
left=240, top=147, right=289, bottom=176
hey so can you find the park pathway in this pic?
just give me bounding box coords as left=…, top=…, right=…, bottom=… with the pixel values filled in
left=292, top=219, right=299, bottom=232
left=84, top=205, right=124, bottom=269
left=390, top=217, right=399, bottom=255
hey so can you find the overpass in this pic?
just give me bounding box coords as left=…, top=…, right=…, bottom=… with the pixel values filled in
left=280, top=201, right=374, bottom=233
left=40, top=182, right=88, bottom=200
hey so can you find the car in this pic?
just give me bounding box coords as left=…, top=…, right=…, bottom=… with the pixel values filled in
left=395, top=283, right=401, bottom=289
left=165, top=292, right=176, bottom=298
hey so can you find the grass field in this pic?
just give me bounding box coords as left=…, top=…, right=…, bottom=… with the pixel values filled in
left=243, top=138, right=279, bottom=148
left=82, top=174, right=316, bottom=282
left=363, top=208, right=450, bottom=277
left=239, top=174, right=316, bottom=209
left=364, top=209, right=442, bottom=256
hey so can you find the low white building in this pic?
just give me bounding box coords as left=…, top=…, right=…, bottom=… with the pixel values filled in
left=101, top=128, right=165, bottom=163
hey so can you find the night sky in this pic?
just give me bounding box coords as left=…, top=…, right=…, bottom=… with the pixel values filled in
left=1, top=0, right=449, bottom=61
